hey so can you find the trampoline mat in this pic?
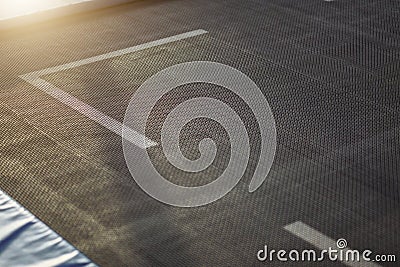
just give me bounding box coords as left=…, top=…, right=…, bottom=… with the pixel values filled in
left=0, top=0, right=399, bottom=266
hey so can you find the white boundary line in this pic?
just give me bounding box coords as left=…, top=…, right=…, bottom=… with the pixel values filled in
left=19, top=29, right=208, bottom=149
left=284, top=221, right=381, bottom=267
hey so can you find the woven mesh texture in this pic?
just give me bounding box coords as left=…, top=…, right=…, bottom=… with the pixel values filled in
left=0, top=0, right=399, bottom=266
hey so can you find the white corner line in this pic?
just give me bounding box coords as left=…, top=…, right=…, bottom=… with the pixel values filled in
left=20, top=29, right=208, bottom=79
left=19, top=29, right=208, bottom=149
left=284, top=221, right=381, bottom=267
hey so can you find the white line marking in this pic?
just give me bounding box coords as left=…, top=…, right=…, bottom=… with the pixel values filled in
left=284, top=221, right=381, bottom=267
left=19, top=29, right=208, bottom=149
left=21, top=29, right=208, bottom=79
left=24, top=77, right=157, bottom=149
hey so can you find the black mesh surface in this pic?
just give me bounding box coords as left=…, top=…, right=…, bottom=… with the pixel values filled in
left=0, top=0, right=399, bottom=266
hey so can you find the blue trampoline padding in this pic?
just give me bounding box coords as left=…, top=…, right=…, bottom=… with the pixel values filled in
left=0, top=190, right=97, bottom=267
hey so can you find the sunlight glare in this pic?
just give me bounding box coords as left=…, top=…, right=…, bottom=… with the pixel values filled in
left=0, top=0, right=92, bottom=20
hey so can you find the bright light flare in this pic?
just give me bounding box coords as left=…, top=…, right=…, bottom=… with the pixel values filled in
left=0, top=0, right=92, bottom=21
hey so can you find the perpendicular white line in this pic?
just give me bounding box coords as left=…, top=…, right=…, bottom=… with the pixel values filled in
left=23, top=77, right=157, bottom=149
left=21, top=29, right=208, bottom=79
left=19, top=29, right=208, bottom=149
left=284, top=221, right=381, bottom=267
